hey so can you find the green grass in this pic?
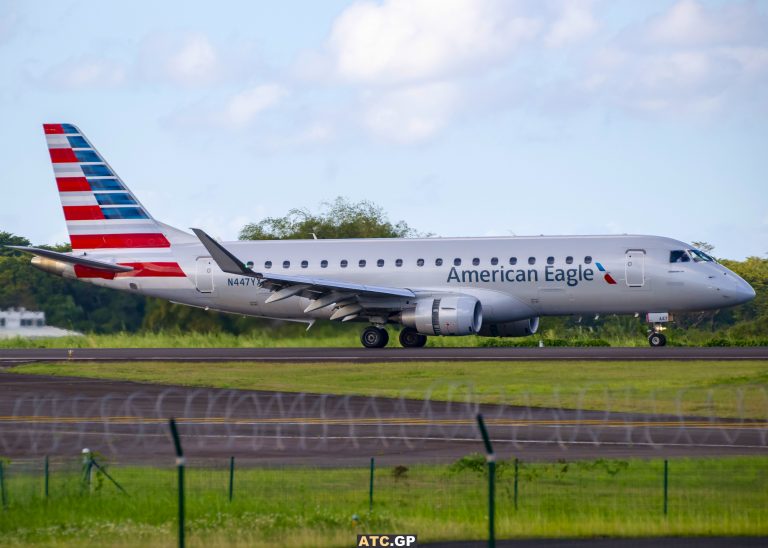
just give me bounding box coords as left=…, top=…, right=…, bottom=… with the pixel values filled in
left=3, top=327, right=764, bottom=349
left=0, top=457, right=766, bottom=546
left=9, top=360, right=768, bottom=418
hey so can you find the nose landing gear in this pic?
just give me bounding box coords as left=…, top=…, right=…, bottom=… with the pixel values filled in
left=648, top=331, right=667, bottom=347
left=645, top=312, right=671, bottom=347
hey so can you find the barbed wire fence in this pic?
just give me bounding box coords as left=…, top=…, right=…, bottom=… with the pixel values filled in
left=1, top=384, right=767, bottom=546
left=0, top=384, right=766, bottom=459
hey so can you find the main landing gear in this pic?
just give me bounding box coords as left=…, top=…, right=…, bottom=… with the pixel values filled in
left=361, top=326, right=389, bottom=348
left=360, top=326, right=428, bottom=348
left=399, top=327, right=428, bottom=348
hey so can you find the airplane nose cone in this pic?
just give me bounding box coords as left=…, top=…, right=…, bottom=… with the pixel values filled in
left=723, top=274, right=756, bottom=306
left=736, top=280, right=757, bottom=305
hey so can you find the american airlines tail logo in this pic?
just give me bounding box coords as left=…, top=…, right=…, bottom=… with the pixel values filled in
left=595, top=262, right=617, bottom=284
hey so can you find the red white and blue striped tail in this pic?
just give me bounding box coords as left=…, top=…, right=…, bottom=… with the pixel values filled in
left=43, top=123, right=195, bottom=251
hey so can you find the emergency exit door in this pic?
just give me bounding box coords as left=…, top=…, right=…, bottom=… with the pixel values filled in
left=625, top=250, right=645, bottom=287
left=195, top=257, right=214, bottom=293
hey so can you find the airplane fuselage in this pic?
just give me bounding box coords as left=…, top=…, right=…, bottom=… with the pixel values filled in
left=67, top=234, right=754, bottom=325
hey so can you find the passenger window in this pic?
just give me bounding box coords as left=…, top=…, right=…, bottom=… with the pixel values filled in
left=340, top=260, right=348, bottom=268
left=264, top=260, right=272, bottom=269
left=395, top=259, right=403, bottom=267
left=321, top=260, right=328, bottom=268
left=528, top=257, right=536, bottom=265
left=282, top=260, right=290, bottom=269
left=547, top=256, right=554, bottom=265
left=584, top=256, right=592, bottom=264
left=246, top=261, right=254, bottom=269
left=377, top=259, right=384, bottom=267
left=670, top=250, right=690, bottom=263
left=509, top=257, right=517, bottom=265
left=566, top=256, right=573, bottom=264
left=454, top=258, right=461, bottom=266
left=472, top=258, right=480, bottom=266
left=491, top=257, right=498, bottom=265
left=301, top=260, right=308, bottom=268
left=417, top=258, right=425, bottom=267
left=435, top=258, right=443, bottom=266
left=359, top=259, right=366, bottom=268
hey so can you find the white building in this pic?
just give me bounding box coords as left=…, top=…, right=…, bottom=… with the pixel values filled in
left=0, top=308, right=82, bottom=339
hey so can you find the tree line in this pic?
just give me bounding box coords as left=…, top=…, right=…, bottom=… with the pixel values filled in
left=1, top=198, right=765, bottom=340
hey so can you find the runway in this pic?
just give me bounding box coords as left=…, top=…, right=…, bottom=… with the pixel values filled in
left=1, top=373, right=765, bottom=464
left=0, top=346, right=766, bottom=364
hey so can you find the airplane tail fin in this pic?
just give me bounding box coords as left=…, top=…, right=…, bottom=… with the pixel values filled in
left=43, top=123, right=195, bottom=251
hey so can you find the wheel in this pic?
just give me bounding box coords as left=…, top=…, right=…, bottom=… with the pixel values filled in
left=361, top=326, right=389, bottom=348
left=399, top=327, right=428, bottom=348
left=648, top=332, right=667, bottom=347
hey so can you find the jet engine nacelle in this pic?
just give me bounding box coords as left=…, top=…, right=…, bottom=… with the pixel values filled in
left=401, top=295, right=483, bottom=336
left=479, top=317, right=540, bottom=338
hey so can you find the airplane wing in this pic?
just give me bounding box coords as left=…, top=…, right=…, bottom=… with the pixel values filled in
left=191, top=229, right=415, bottom=319
left=6, top=246, right=134, bottom=273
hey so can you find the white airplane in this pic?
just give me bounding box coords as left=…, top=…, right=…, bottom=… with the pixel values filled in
left=10, top=124, right=756, bottom=348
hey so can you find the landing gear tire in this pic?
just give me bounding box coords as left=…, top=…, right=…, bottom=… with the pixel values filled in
left=648, top=332, right=667, bottom=347
left=361, top=326, right=389, bottom=348
left=399, top=327, right=428, bottom=348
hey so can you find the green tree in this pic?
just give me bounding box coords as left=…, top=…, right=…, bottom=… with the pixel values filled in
left=0, top=231, right=31, bottom=257
left=239, top=197, right=422, bottom=240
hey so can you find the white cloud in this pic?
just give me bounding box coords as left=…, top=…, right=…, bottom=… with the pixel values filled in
left=138, top=32, right=222, bottom=86
left=327, top=0, right=541, bottom=85
left=165, top=34, right=219, bottom=86
left=224, top=84, right=286, bottom=127
left=544, top=1, right=597, bottom=48
left=44, top=57, right=127, bottom=89
left=644, top=0, right=765, bottom=48
left=165, top=83, right=286, bottom=130
left=577, top=0, right=768, bottom=115
left=362, top=81, right=461, bottom=143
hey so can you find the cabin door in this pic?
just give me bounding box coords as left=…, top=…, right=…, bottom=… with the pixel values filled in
left=195, top=257, right=214, bottom=293
left=625, top=250, right=645, bottom=287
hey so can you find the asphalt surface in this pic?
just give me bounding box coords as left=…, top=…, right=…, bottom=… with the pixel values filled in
left=0, top=346, right=766, bottom=364
left=0, top=373, right=765, bottom=464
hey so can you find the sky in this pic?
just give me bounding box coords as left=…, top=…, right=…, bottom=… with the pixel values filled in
left=0, top=0, right=766, bottom=259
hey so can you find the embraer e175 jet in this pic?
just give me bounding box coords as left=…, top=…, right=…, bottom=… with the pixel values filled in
left=10, top=124, right=756, bottom=348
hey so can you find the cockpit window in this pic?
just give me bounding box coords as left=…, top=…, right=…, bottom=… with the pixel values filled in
left=689, top=249, right=715, bottom=262
left=670, top=250, right=690, bottom=263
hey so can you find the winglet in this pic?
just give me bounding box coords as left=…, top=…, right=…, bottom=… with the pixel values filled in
left=190, top=229, right=259, bottom=277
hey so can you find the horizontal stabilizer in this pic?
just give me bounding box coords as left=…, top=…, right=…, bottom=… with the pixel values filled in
left=6, top=246, right=134, bottom=273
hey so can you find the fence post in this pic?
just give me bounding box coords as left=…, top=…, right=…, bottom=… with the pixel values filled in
left=169, top=418, right=186, bottom=548
left=229, top=456, right=235, bottom=502
left=369, top=457, right=375, bottom=514
left=0, top=460, right=6, bottom=510
left=82, top=448, right=93, bottom=492
left=44, top=456, right=49, bottom=499
left=476, top=414, right=495, bottom=548
left=513, top=458, right=519, bottom=511
left=663, top=459, right=669, bottom=516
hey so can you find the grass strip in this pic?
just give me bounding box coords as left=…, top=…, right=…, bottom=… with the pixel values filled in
left=9, top=360, right=768, bottom=418
left=0, top=456, right=765, bottom=546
